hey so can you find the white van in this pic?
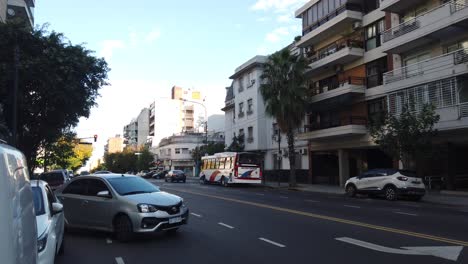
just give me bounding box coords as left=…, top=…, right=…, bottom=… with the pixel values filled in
left=0, top=141, right=38, bottom=264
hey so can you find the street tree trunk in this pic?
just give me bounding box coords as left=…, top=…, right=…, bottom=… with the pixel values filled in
left=287, top=129, right=297, bottom=188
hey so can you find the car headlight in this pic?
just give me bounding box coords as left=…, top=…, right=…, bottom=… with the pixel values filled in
left=37, top=232, right=48, bottom=253
left=137, top=204, right=158, bottom=213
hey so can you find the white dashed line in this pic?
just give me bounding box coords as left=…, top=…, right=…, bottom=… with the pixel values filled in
left=106, top=238, right=112, bottom=244
left=394, top=211, right=418, bottom=216
left=305, top=199, right=319, bottom=203
left=218, top=222, right=235, bottom=229
left=259, top=237, right=286, bottom=248
left=256, top=193, right=265, bottom=196
left=115, top=257, right=125, bottom=264
left=280, top=196, right=288, bottom=199
left=344, top=205, right=361, bottom=209
left=190, top=213, right=202, bottom=217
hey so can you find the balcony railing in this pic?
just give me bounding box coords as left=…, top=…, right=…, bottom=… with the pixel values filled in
left=383, top=47, right=468, bottom=84
left=304, top=116, right=367, bottom=132
left=311, top=76, right=366, bottom=96
left=460, top=102, right=468, bottom=118
left=305, top=39, right=364, bottom=65
left=382, top=1, right=468, bottom=43
left=238, top=111, right=245, bottom=118
left=302, top=3, right=362, bottom=36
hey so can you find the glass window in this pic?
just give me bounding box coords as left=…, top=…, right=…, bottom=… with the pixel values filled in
left=63, top=179, right=86, bottom=195
left=175, top=148, right=181, bottom=154
left=329, top=0, right=335, bottom=11
left=248, top=126, right=253, bottom=139
left=87, top=179, right=110, bottom=196
left=238, top=153, right=261, bottom=165
left=239, top=102, right=244, bottom=113
left=317, top=1, right=323, bottom=20
left=312, top=5, right=317, bottom=24
left=247, top=99, right=253, bottom=112
left=32, top=187, right=45, bottom=216
left=307, top=8, right=313, bottom=26
left=323, top=0, right=329, bottom=15
left=107, top=177, right=159, bottom=196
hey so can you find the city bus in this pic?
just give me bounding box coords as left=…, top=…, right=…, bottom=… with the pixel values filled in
left=200, top=152, right=262, bottom=186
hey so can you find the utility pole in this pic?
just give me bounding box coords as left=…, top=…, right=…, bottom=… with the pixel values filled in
left=277, top=128, right=281, bottom=187
left=11, top=44, right=19, bottom=147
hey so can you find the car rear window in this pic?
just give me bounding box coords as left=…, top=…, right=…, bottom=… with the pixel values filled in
left=40, top=172, right=64, bottom=185
left=399, top=170, right=417, bottom=178
left=32, top=187, right=45, bottom=216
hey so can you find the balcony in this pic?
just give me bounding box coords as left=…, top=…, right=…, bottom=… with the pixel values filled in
left=297, top=116, right=368, bottom=141
left=310, top=77, right=366, bottom=104
left=305, top=39, right=364, bottom=74
left=296, top=3, right=363, bottom=48
left=7, top=0, right=34, bottom=27
left=460, top=102, right=468, bottom=119
left=381, top=1, right=468, bottom=53
left=380, top=0, right=427, bottom=14
left=383, top=47, right=468, bottom=91
left=238, top=111, right=245, bottom=118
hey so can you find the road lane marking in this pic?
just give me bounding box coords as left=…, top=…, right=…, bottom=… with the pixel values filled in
left=106, top=238, right=112, bottom=244
left=256, top=193, right=265, bottom=196
left=190, top=213, right=202, bottom=217
left=305, top=199, right=319, bottom=203
left=394, top=212, right=418, bottom=217
left=115, top=257, right=125, bottom=264
left=280, top=196, right=288, bottom=199
left=162, top=187, right=468, bottom=247
left=259, top=238, right=286, bottom=248
left=336, top=237, right=463, bottom=261
left=218, top=222, right=235, bottom=229
left=344, top=205, right=361, bottom=209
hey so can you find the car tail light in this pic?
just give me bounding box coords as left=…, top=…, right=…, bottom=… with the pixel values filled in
left=234, top=155, right=239, bottom=177
left=397, top=176, right=408, bottom=181
left=259, top=169, right=263, bottom=179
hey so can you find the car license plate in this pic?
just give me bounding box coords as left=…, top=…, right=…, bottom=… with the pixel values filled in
left=169, top=217, right=182, bottom=224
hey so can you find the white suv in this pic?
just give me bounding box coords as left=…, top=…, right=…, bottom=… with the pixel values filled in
left=345, top=169, right=426, bottom=201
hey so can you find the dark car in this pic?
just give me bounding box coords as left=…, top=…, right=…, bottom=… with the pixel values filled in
left=153, top=170, right=168, bottom=179
left=40, top=169, right=70, bottom=190
left=143, top=170, right=157, bottom=179
left=165, top=170, right=186, bottom=183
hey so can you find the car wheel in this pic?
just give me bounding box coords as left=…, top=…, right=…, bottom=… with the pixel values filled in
left=57, top=238, right=65, bottom=256
left=166, top=228, right=179, bottom=235
left=384, top=186, right=397, bottom=201
left=182, top=179, right=186, bottom=183
left=114, top=215, right=133, bottom=242
left=345, top=184, right=357, bottom=197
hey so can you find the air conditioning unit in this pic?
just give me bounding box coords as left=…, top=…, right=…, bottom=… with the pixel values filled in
left=352, top=21, right=362, bottom=30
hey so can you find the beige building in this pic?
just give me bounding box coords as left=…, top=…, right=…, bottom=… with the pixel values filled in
left=104, top=135, right=124, bottom=154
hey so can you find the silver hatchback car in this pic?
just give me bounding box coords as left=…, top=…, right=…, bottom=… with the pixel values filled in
left=55, top=174, right=189, bottom=241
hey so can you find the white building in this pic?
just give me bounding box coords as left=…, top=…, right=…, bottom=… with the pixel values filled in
left=223, top=55, right=309, bottom=177
left=4, top=0, right=34, bottom=27
left=136, top=108, right=149, bottom=146
left=148, top=98, right=183, bottom=149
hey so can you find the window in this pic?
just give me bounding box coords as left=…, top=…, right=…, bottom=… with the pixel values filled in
left=225, top=157, right=233, bottom=169
left=238, top=102, right=244, bottom=117
left=272, top=123, right=279, bottom=136
left=366, top=57, right=387, bottom=88
left=86, top=179, right=110, bottom=196
left=219, top=158, right=226, bottom=169
left=175, top=148, right=181, bottom=154
left=247, top=126, right=253, bottom=142
left=238, top=78, right=244, bottom=92
left=247, top=99, right=253, bottom=114
left=239, top=129, right=244, bottom=137
left=365, top=19, right=384, bottom=51
left=32, top=187, right=45, bottom=216
left=247, top=72, right=255, bottom=87
left=182, top=148, right=189, bottom=154
left=368, top=98, right=387, bottom=125
left=63, top=179, right=86, bottom=195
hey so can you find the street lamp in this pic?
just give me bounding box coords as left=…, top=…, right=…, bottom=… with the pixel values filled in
left=179, top=98, right=208, bottom=144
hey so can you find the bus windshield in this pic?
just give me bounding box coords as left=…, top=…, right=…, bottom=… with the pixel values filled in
left=238, top=153, right=261, bottom=166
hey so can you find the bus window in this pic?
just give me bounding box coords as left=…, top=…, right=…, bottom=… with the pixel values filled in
left=219, top=158, right=226, bottom=169
left=226, top=157, right=233, bottom=169
left=238, top=153, right=261, bottom=165
left=210, top=159, right=215, bottom=169
left=215, top=159, right=220, bottom=170
left=203, top=160, right=208, bottom=170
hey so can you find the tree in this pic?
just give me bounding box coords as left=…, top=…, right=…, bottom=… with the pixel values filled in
left=260, top=48, right=309, bottom=187
left=136, top=148, right=154, bottom=171
left=226, top=135, right=244, bottom=152
left=0, top=22, right=109, bottom=173
left=369, top=104, right=440, bottom=170
left=191, top=142, right=225, bottom=177
left=67, top=143, right=93, bottom=172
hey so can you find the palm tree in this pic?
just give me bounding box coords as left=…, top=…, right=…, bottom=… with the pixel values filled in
left=260, top=48, right=309, bottom=187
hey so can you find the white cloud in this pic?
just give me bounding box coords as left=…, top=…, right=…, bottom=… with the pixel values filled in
left=256, top=17, right=270, bottom=22
left=99, top=40, right=125, bottom=60
left=266, top=27, right=290, bottom=43
left=129, top=30, right=138, bottom=47
left=277, top=14, right=292, bottom=23
left=145, top=29, right=161, bottom=44
left=251, top=0, right=308, bottom=12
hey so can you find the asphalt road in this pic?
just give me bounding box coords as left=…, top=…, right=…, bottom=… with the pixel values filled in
left=56, top=180, right=468, bottom=264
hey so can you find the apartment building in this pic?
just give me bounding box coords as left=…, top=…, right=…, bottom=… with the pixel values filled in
left=4, top=0, right=34, bottom=27
left=104, top=135, right=124, bottom=154
left=223, top=55, right=309, bottom=178
left=294, top=0, right=468, bottom=189
left=123, top=119, right=138, bottom=148
left=171, top=86, right=204, bottom=133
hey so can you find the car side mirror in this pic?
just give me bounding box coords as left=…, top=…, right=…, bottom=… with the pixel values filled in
left=52, top=203, right=63, bottom=215
left=97, top=190, right=112, bottom=198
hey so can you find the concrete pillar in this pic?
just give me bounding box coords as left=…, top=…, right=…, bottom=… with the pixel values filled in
left=338, top=149, right=349, bottom=187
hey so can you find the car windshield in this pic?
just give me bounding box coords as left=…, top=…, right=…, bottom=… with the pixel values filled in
left=107, top=177, right=160, bottom=196
left=32, top=186, right=45, bottom=216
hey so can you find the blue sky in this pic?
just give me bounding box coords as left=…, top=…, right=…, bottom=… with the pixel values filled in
left=35, top=0, right=307, bottom=164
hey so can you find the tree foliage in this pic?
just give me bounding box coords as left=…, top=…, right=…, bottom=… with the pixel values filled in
left=260, top=48, right=309, bottom=187
left=226, top=135, right=244, bottom=152
left=104, top=148, right=154, bottom=173
left=68, top=143, right=93, bottom=172
left=0, top=22, right=109, bottom=172
left=191, top=142, right=226, bottom=163
left=369, top=104, right=440, bottom=170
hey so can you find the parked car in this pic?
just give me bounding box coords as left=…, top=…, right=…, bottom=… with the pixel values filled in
left=153, top=170, right=168, bottom=179
left=80, top=171, right=90, bottom=176
left=0, top=141, right=38, bottom=264
left=143, top=170, right=157, bottom=179
left=67, top=170, right=74, bottom=178
left=345, top=169, right=426, bottom=201
left=55, top=174, right=189, bottom=242
left=94, top=170, right=112, bottom=174
left=165, top=170, right=186, bottom=183
left=39, top=170, right=70, bottom=191
left=31, top=180, right=65, bottom=264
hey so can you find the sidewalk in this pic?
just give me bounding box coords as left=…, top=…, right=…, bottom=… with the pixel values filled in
left=264, top=182, right=468, bottom=208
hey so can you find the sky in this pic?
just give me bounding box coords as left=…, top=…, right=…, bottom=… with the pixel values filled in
left=35, top=0, right=308, bottom=167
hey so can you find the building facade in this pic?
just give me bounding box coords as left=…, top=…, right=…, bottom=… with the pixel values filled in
left=0, top=0, right=7, bottom=22
left=136, top=107, right=149, bottom=147
left=123, top=119, right=138, bottom=148
left=223, top=55, right=309, bottom=179
left=5, top=0, right=34, bottom=27
left=104, top=135, right=124, bottom=154
left=293, top=0, right=468, bottom=189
